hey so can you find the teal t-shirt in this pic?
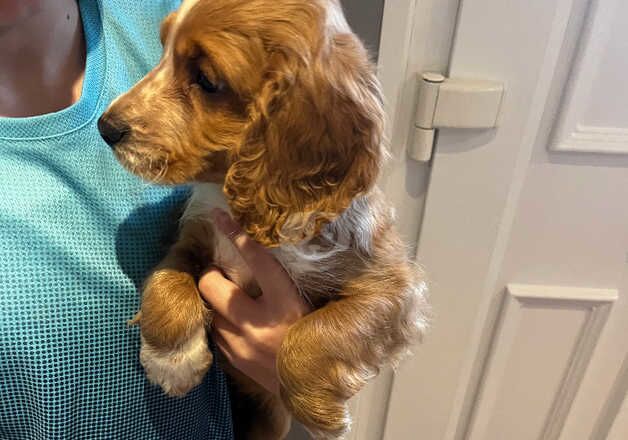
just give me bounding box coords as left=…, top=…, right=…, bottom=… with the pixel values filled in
left=0, top=1, right=233, bottom=439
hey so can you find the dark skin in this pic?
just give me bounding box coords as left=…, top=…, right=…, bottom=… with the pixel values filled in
left=0, top=0, right=305, bottom=394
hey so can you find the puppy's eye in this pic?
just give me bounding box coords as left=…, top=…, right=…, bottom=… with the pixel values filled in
left=197, top=72, right=220, bottom=93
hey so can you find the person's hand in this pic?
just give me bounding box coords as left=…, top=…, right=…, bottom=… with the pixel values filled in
left=198, top=209, right=311, bottom=395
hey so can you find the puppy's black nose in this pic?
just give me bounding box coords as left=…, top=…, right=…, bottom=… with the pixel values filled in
left=98, top=115, right=129, bottom=147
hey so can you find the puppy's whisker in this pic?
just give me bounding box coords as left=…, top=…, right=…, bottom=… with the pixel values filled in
left=152, top=155, right=169, bottom=183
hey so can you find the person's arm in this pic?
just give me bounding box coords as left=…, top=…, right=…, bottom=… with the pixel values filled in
left=199, top=209, right=311, bottom=394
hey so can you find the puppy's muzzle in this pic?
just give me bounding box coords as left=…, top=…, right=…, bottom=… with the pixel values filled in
left=98, top=114, right=130, bottom=148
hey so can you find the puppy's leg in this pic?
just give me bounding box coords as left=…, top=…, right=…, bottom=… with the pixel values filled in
left=277, top=264, right=428, bottom=439
left=138, top=219, right=215, bottom=397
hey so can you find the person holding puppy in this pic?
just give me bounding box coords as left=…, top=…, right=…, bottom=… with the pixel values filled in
left=0, top=1, right=305, bottom=438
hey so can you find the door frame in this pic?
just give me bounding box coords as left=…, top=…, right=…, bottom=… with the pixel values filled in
left=351, top=0, right=461, bottom=438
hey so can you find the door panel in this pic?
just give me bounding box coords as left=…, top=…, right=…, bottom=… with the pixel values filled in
left=552, top=0, right=628, bottom=154
left=384, top=0, right=628, bottom=439
left=606, top=393, right=628, bottom=440
left=386, top=0, right=579, bottom=436
left=467, top=286, right=616, bottom=440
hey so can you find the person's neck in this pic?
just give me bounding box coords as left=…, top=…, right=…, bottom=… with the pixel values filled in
left=0, top=0, right=85, bottom=118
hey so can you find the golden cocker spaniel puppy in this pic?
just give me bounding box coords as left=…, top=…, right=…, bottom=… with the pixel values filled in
left=99, top=0, right=430, bottom=438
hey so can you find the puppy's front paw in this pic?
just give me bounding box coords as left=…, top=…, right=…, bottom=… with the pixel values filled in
left=140, top=326, right=213, bottom=397
left=278, top=352, right=356, bottom=439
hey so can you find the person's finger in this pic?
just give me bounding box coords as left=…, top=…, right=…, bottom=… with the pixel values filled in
left=212, top=322, right=256, bottom=368
left=212, top=328, right=279, bottom=395
left=210, top=208, right=296, bottom=299
left=213, top=331, right=238, bottom=367
left=198, top=268, right=257, bottom=324
left=212, top=314, right=246, bottom=342
left=213, top=313, right=284, bottom=356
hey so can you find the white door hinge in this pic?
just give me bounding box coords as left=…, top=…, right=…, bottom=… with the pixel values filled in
left=409, top=72, right=505, bottom=162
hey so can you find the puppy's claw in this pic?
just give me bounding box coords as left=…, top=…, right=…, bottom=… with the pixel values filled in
left=127, top=311, right=142, bottom=326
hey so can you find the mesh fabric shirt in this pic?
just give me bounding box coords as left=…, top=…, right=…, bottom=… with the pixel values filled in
left=0, top=1, right=233, bottom=438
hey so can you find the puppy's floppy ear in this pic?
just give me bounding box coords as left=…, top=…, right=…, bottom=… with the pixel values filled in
left=224, top=31, right=385, bottom=247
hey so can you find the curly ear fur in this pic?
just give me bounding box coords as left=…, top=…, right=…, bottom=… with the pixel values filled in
left=224, top=12, right=385, bottom=247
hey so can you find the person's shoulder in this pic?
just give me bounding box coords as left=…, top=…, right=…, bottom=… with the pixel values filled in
left=96, top=0, right=181, bottom=87
left=99, top=0, right=181, bottom=18
left=99, top=0, right=181, bottom=28
left=98, top=0, right=181, bottom=43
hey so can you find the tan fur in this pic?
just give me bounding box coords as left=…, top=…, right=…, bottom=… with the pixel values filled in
left=159, top=11, right=178, bottom=46
left=140, top=220, right=214, bottom=350
left=278, top=222, right=428, bottom=438
left=101, top=0, right=430, bottom=438
left=222, top=11, right=384, bottom=246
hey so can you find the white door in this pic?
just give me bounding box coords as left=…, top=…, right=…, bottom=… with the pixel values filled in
left=370, top=0, right=628, bottom=439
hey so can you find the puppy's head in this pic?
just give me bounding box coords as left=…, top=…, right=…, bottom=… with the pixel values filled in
left=100, top=0, right=385, bottom=246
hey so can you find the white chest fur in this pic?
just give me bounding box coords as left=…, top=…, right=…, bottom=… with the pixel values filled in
left=182, top=183, right=255, bottom=288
